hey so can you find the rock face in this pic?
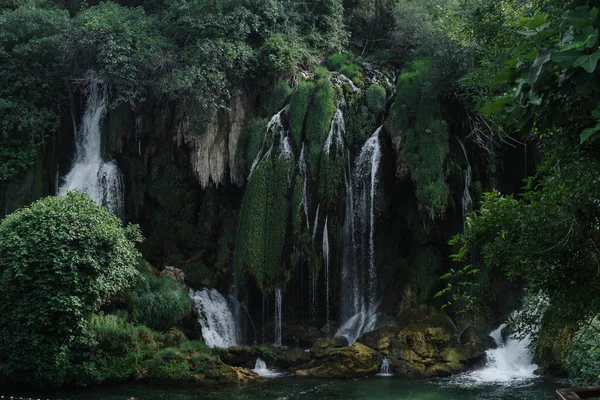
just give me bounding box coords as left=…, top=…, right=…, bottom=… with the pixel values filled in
left=297, top=342, right=382, bottom=378
left=162, top=266, right=186, bottom=288
left=222, top=345, right=311, bottom=371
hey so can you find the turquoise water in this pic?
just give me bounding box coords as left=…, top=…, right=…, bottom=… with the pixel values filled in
left=4, top=376, right=565, bottom=400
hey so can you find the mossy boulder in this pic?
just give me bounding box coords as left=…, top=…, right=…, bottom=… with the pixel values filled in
left=310, top=336, right=349, bottom=358
left=222, top=345, right=311, bottom=371
left=298, top=342, right=382, bottom=378
left=283, top=323, right=324, bottom=347
left=458, top=326, right=496, bottom=364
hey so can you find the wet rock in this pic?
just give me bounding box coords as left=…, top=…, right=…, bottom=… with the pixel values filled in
left=357, top=326, right=399, bottom=355
left=458, top=326, right=496, bottom=364
left=299, top=342, right=382, bottom=378
left=283, top=323, right=324, bottom=347
left=222, top=346, right=255, bottom=368
left=162, top=266, right=186, bottom=288
left=253, top=345, right=311, bottom=370
left=310, top=336, right=349, bottom=358
left=232, top=367, right=265, bottom=384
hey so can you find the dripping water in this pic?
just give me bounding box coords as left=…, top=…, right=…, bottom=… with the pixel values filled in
left=323, top=216, right=330, bottom=326
left=456, top=138, right=472, bottom=220
left=274, top=287, right=282, bottom=346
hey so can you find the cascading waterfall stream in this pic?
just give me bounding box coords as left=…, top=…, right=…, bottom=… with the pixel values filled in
left=337, top=126, right=383, bottom=344
left=190, top=288, right=240, bottom=348
left=274, top=287, right=283, bottom=346
left=456, top=306, right=538, bottom=384
left=456, top=138, right=472, bottom=219
left=252, top=358, right=283, bottom=378
left=323, top=217, right=330, bottom=325
left=58, top=78, right=124, bottom=218
left=377, top=358, right=393, bottom=377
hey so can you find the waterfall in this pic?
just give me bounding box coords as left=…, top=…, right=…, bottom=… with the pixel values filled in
left=252, top=358, right=283, bottom=378
left=377, top=358, right=393, bottom=377
left=310, top=204, right=320, bottom=326
left=456, top=138, right=472, bottom=219
left=249, top=106, right=288, bottom=179
left=58, top=78, right=124, bottom=218
left=274, top=287, right=283, bottom=346
left=298, top=144, right=310, bottom=230
left=323, top=216, right=330, bottom=325
left=324, top=104, right=346, bottom=154
left=190, top=288, right=240, bottom=348
left=337, top=126, right=383, bottom=344
left=460, top=306, right=538, bottom=383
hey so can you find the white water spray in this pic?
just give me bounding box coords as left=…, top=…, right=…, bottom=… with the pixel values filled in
left=464, top=324, right=537, bottom=383
left=190, top=288, right=240, bottom=348
left=58, top=78, right=124, bottom=218
left=252, top=358, right=283, bottom=378
left=337, top=126, right=383, bottom=344
left=378, top=358, right=393, bottom=377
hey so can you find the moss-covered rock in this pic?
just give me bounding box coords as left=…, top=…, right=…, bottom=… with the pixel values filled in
left=298, top=342, right=381, bottom=378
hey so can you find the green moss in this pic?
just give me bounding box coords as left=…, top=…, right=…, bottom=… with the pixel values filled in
left=305, top=79, right=337, bottom=171
left=263, top=81, right=292, bottom=117
left=146, top=348, right=190, bottom=382
left=326, top=53, right=362, bottom=80
left=313, top=65, right=329, bottom=80
left=413, top=247, right=442, bottom=303
left=235, top=151, right=294, bottom=293
left=385, top=58, right=450, bottom=220
left=366, top=84, right=386, bottom=113
left=289, top=81, right=315, bottom=146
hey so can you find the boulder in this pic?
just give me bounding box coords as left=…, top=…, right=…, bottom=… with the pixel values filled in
left=297, top=342, right=382, bottom=378
left=310, top=336, right=349, bottom=358
left=162, top=266, right=186, bottom=288
left=283, top=323, right=324, bottom=347
left=232, top=367, right=265, bottom=384
left=357, top=326, right=399, bottom=355
left=458, top=326, right=496, bottom=364
left=222, top=346, right=255, bottom=368
left=253, top=345, right=311, bottom=369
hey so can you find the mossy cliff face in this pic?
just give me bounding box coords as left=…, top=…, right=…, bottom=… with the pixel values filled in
left=0, top=57, right=527, bottom=354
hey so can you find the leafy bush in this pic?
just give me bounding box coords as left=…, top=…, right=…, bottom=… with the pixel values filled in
left=146, top=348, right=190, bottom=382
left=566, top=319, right=600, bottom=385
left=326, top=52, right=355, bottom=70
left=127, top=274, right=192, bottom=332
left=263, top=81, right=292, bottom=117
left=0, top=192, right=141, bottom=387
left=305, top=78, right=337, bottom=170
left=366, top=84, right=387, bottom=113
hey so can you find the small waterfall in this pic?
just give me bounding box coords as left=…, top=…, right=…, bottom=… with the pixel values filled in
left=323, top=216, right=330, bottom=325
left=274, top=287, right=282, bottom=346
left=461, top=315, right=538, bottom=383
left=310, top=204, right=320, bottom=326
left=190, top=288, right=240, bottom=348
left=456, top=138, right=472, bottom=219
left=252, top=358, right=283, bottom=378
left=378, top=358, right=393, bottom=377
left=337, top=126, right=383, bottom=344
left=324, top=103, right=346, bottom=154
left=298, top=144, right=310, bottom=230
left=58, top=78, right=124, bottom=218
left=249, top=106, right=288, bottom=179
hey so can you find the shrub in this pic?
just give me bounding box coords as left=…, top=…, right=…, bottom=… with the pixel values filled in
left=0, top=192, right=141, bottom=387
left=127, top=274, right=192, bottom=332
left=366, top=84, right=387, bottom=113
left=146, top=348, right=190, bottom=382
left=263, top=81, right=292, bottom=116
left=305, top=78, right=337, bottom=170
left=566, top=318, right=600, bottom=385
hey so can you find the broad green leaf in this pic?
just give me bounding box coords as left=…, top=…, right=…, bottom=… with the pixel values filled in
left=484, top=95, right=514, bottom=115
left=528, top=49, right=551, bottom=84
left=573, top=51, right=600, bottom=73
left=526, top=14, right=547, bottom=30
left=592, top=109, right=600, bottom=119
left=492, top=67, right=517, bottom=84
left=585, top=29, right=599, bottom=48
left=552, top=49, right=582, bottom=68
left=439, top=273, right=452, bottom=280
left=580, top=124, right=600, bottom=143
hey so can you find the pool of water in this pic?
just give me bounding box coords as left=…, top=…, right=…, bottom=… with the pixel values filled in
left=4, top=375, right=566, bottom=400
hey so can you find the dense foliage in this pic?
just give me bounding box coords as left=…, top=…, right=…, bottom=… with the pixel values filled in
left=0, top=192, right=141, bottom=386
